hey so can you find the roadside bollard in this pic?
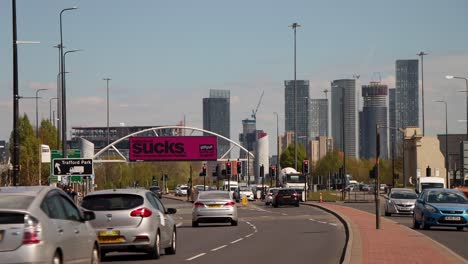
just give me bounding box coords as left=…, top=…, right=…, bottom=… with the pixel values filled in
left=319, top=192, right=323, bottom=203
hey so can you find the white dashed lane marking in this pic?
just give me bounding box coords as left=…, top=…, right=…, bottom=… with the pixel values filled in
left=186, top=253, right=206, bottom=261
left=231, top=238, right=243, bottom=244
left=211, top=245, right=227, bottom=251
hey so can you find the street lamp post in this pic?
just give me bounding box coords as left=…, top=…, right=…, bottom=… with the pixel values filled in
left=434, top=100, right=449, bottom=187
left=273, top=112, right=280, bottom=187
left=61, top=49, right=81, bottom=158
left=12, top=0, right=20, bottom=186
left=446, top=75, right=468, bottom=140
left=49, top=97, right=58, bottom=124
left=35, top=89, right=48, bottom=138
left=417, top=51, right=428, bottom=136
left=290, top=22, right=300, bottom=171
left=103, top=78, right=111, bottom=148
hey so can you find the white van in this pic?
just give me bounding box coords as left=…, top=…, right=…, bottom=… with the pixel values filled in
left=416, top=177, right=445, bottom=193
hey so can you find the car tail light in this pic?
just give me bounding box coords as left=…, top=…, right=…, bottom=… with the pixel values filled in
left=130, top=207, right=152, bottom=218
left=194, top=202, right=205, bottom=207
left=275, top=194, right=281, bottom=199
left=23, top=215, right=41, bottom=244
left=293, top=193, right=299, bottom=197
left=224, top=201, right=236, bottom=206
left=268, top=193, right=272, bottom=196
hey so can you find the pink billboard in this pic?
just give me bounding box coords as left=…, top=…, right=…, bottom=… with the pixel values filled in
left=129, top=136, right=217, bottom=161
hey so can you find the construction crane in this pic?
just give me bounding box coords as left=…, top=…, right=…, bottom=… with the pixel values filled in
left=251, top=91, right=264, bottom=120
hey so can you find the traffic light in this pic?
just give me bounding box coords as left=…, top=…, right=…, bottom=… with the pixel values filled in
left=237, top=160, right=242, bottom=175
left=152, top=176, right=157, bottom=183
left=426, top=166, right=431, bottom=177
left=270, top=166, right=276, bottom=177
left=226, top=160, right=232, bottom=175
left=200, top=163, right=207, bottom=176
left=260, top=164, right=264, bottom=177
left=369, top=165, right=376, bottom=179
left=302, top=160, right=309, bottom=174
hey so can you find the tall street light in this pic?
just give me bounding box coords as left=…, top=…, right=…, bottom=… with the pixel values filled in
left=49, top=97, right=58, bottom=124
left=417, top=51, right=428, bottom=136
left=289, top=22, right=300, bottom=171
left=35, top=88, right=48, bottom=138
left=273, top=112, right=280, bottom=187
left=59, top=6, right=78, bottom=157
left=61, top=49, right=82, bottom=158
left=434, top=100, right=449, bottom=187
left=12, top=0, right=20, bottom=185
left=446, top=75, right=468, bottom=141
left=103, top=78, right=111, bottom=148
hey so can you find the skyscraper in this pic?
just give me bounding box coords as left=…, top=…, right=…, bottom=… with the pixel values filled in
left=331, top=79, right=357, bottom=158
left=359, top=82, right=388, bottom=159
left=203, top=89, right=230, bottom=158
left=389, top=88, right=397, bottom=158
left=284, top=80, right=310, bottom=147
left=309, top=99, right=328, bottom=138
left=396, top=60, right=419, bottom=129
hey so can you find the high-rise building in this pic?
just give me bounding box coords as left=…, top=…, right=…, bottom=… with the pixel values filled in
left=331, top=79, right=357, bottom=158
left=396, top=60, right=419, bottom=129
left=389, top=88, right=397, bottom=158
left=359, top=82, right=388, bottom=159
left=285, top=80, right=310, bottom=148
left=309, top=99, right=328, bottom=138
left=203, top=89, right=230, bottom=158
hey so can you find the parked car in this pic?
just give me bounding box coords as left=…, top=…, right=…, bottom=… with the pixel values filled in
left=272, top=188, right=300, bottom=208
left=192, top=191, right=238, bottom=227
left=0, top=186, right=99, bottom=264
left=413, top=188, right=468, bottom=231
left=149, top=186, right=163, bottom=199
left=384, top=188, right=418, bottom=216
left=265, top=188, right=280, bottom=205
left=175, top=185, right=188, bottom=196
left=81, top=188, right=177, bottom=259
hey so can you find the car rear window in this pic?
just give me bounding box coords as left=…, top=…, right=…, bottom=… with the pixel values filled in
left=150, top=187, right=161, bottom=191
left=181, top=187, right=188, bottom=190
left=278, top=189, right=296, bottom=195
left=199, top=192, right=230, bottom=200
left=81, top=194, right=144, bottom=211
left=0, top=195, right=34, bottom=210
left=0, top=212, right=25, bottom=224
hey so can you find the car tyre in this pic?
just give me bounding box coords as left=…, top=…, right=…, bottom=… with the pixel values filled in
left=165, top=228, right=177, bottom=255
left=52, top=251, right=62, bottom=264
left=295, top=203, right=299, bottom=207
left=148, top=231, right=161, bottom=259
left=231, top=220, right=238, bottom=226
left=384, top=210, right=391, bottom=216
left=273, top=203, right=279, bottom=208
left=412, top=214, right=420, bottom=229
left=456, top=227, right=464, bottom=231
left=192, top=221, right=199, bottom=227
left=421, top=217, right=430, bottom=230
left=91, top=245, right=100, bottom=264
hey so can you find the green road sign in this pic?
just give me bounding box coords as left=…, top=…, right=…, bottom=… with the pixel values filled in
left=70, top=176, right=82, bottom=183
left=49, top=175, right=59, bottom=183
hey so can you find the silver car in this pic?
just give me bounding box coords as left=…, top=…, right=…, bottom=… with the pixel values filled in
left=265, top=188, right=279, bottom=205
left=81, top=188, right=177, bottom=259
left=384, top=188, right=418, bottom=216
left=192, top=191, right=238, bottom=227
left=0, top=186, right=99, bottom=264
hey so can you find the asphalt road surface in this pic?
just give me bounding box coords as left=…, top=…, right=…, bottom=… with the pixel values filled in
left=341, top=199, right=468, bottom=260
left=102, top=198, right=346, bottom=264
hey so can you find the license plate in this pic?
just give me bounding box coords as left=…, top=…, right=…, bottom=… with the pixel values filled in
left=399, top=208, right=410, bottom=211
left=98, top=236, right=125, bottom=244
left=207, top=204, right=221, bottom=208
left=445, top=216, right=461, bottom=221
left=283, top=196, right=291, bottom=198
left=99, top=230, right=120, bottom=237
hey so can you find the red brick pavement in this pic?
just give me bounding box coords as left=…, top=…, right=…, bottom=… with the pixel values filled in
left=314, top=203, right=467, bottom=264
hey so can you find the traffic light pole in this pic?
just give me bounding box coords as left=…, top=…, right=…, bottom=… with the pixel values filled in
left=375, top=125, right=381, bottom=230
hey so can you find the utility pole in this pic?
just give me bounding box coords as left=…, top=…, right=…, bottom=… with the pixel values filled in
left=290, top=22, right=300, bottom=171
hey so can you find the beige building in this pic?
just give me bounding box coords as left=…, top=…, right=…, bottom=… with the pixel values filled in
left=279, top=131, right=295, bottom=155
left=307, top=136, right=333, bottom=164
left=404, top=127, right=447, bottom=186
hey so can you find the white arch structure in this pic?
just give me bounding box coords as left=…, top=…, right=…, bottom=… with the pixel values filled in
left=93, top=126, right=255, bottom=163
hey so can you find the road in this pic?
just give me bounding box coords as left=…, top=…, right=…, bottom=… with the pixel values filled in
left=103, top=198, right=346, bottom=264
left=341, top=198, right=468, bottom=260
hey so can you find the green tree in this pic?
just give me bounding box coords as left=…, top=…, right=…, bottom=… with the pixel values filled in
left=280, top=143, right=307, bottom=169
left=39, top=119, right=59, bottom=149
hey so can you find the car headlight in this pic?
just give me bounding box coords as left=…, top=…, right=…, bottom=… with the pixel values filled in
left=388, top=200, right=394, bottom=204
left=424, top=204, right=439, bottom=213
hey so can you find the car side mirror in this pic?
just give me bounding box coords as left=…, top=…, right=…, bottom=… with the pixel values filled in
left=82, top=211, right=96, bottom=221
left=166, top=208, right=177, bottom=214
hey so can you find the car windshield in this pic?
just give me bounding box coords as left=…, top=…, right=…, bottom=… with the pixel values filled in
left=81, top=194, right=144, bottom=211
left=198, top=192, right=230, bottom=200
left=286, top=174, right=306, bottom=183
left=239, top=186, right=249, bottom=191
left=427, top=192, right=468, bottom=204
left=150, top=186, right=161, bottom=191
left=180, top=186, right=188, bottom=190
left=421, top=183, right=444, bottom=190
left=390, top=192, right=417, bottom=199
left=0, top=195, right=34, bottom=210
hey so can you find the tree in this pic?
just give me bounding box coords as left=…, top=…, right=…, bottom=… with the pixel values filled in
left=280, top=143, right=307, bottom=169
left=39, top=119, right=59, bottom=149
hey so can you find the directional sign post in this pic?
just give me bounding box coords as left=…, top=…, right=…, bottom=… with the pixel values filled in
left=53, top=158, right=93, bottom=176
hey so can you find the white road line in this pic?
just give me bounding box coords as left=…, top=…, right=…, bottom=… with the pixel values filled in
left=186, top=253, right=206, bottom=261
left=176, top=222, right=183, bottom=227
left=309, top=218, right=316, bottom=221
left=231, top=238, right=244, bottom=244
left=318, top=221, right=327, bottom=224
left=281, top=213, right=288, bottom=216
left=211, top=245, right=227, bottom=251
left=329, top=223, right=338, bottom=226
left=245, top=234, right=253, bottom=238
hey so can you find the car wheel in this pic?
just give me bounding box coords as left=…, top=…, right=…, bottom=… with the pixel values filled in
left=295, top=203, right=299, bottom=207
left=91, top=245, right=100, bottom=264
left=421, top=217, right=430, bottom=230
left=148, top=231, right=161, bottom=259
left=192, top=221, right=199, bottom=227
left=456, top=227, right=464, bottom=231
left=231, top=220, right=238, bottom=226
left=412, top=214, right=420, bottom=229
left=165, top=228, right=177, bottom=255
left=52, top=251, right=62, bottom=264
left=273, top=203, right=278, bottom=208
left=384, top=209, right=391, bottom=216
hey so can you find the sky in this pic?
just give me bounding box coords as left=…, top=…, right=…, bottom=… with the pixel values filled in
left=1, top=0, right=468, bottom=156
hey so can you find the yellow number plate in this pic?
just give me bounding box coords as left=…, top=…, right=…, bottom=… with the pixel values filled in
left=99, top=230, right=120, bottom=237
left=207, top=204, right=221, bottom=208
left=98, top=236, right=125, bottom=244
left=283, top=195, right=291, bottom=198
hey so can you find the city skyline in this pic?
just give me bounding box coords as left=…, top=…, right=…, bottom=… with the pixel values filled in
left=1, top=1, right=468, bottom=157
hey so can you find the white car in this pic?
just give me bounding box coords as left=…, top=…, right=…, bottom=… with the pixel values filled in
left=265, top=188, right=280, bottom=205
left=175, top=185, right=188, bottom=196
left=239, top=186, right=254, bottom=201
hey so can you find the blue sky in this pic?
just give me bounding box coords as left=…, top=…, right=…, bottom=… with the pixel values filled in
left=1, top=0, right=468, bottom=155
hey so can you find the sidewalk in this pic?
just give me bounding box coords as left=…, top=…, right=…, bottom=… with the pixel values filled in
left=307, top=202, right=467, bottom=264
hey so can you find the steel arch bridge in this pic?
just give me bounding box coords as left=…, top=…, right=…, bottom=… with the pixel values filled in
left=92, top=126, right=255, bottom=163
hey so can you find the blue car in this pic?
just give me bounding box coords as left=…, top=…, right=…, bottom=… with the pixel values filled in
left=413, top=188, right=468, bottom=231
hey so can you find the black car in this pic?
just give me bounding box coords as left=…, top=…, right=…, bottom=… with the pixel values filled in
left=272, top=188, right=300, bottom=208
left=149, top=186, right=163, bottom=199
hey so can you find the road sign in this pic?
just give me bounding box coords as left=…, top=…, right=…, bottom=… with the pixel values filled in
left=70, top=176, right=83, bottom=183
left=53, top=158, right=93, bottom=176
